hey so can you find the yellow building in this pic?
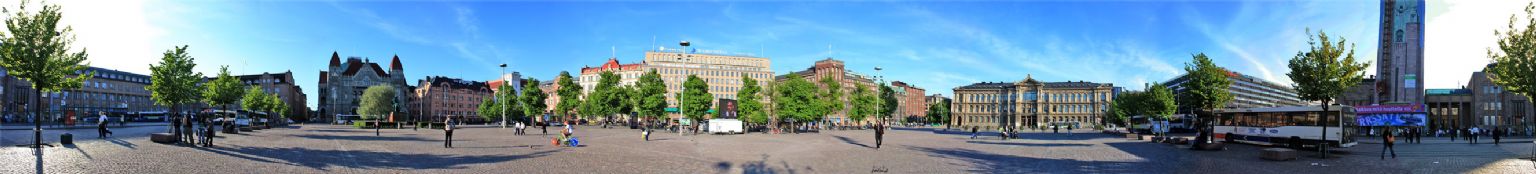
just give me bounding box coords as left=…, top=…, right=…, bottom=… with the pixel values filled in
left=951, top=75, right=1116, bottom=130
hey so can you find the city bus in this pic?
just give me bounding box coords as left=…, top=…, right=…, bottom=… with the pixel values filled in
left=1130, top=114, right=1195, bottom=134
left=1215, top=105, right=1357, bottom=148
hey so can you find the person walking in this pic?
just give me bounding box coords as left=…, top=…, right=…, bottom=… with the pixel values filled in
left=444, top=118, right=455, bottom=148
left=97, top=112, right=112, bottom=138
left=874, top=122, right=885, bottom=149
left=1381, top=129, right=1397, bottom=159
left=970, top=126, right=978, bottom=139
left=1494, top=127, right=1503, bottom=145
left=1471, top=127, right=1481, bottom=144
left=1067, top=125, right=1074, bottom=135
left=204, top=116, right=216, bottom=147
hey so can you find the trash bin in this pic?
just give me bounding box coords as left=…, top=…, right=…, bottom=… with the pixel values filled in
left=60, top=133, right=73, bottom=145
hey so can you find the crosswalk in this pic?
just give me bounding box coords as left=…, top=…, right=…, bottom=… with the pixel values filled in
left=1372, top=144, right=1520, bottom=158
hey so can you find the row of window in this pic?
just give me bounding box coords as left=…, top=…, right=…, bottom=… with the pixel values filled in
left=960, top=91, right=1109, bottom=103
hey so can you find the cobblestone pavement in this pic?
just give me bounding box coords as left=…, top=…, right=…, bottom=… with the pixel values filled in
left=1, top=124, right=1532, bottom=174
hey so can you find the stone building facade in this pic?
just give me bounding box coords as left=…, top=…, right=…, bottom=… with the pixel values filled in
left=1, top=67, right=161, bottom=123
left=412, top=76, right=491, bottom=123
left=318, top=52, right=410, bottom=122
left=951, top=75, right=1115, bottom=130
left=222, top=71, right=308, bottom=119
left=891, top=81, right=927, bottom=121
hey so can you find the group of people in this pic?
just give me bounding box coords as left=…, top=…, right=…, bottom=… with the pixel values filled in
left=165, top=113, right=218, bottom=147
left=1373, top=127, right=1516, bottom=145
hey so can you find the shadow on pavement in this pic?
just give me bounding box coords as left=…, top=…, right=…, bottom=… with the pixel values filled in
left=965, top=140, right=1092, bottom=147
left=198, top=146, right=557, bottom=170
left=909, top=145, right=1159, bottom=174
left=292, top=134, right=436, bottom=142
left=715, top=154, right=799, bottom=174
left=107, top=138, right=137, bottom=149
left=832, top=135, right=873, bottom=149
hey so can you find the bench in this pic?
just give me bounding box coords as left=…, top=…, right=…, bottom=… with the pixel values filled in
left=150, top=133, right=177, bottom=144
left=1261, top=148, right=1297, bottom=161
left=1125, top=133, right=1140, bottom=139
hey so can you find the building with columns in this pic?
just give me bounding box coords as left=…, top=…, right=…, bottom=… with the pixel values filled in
left=951, top=75, right=1116, bottom=130
left=318, top=52, right=410, bottom=123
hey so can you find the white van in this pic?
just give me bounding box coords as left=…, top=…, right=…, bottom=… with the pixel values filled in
left=708, top=119, right=744, bottom=134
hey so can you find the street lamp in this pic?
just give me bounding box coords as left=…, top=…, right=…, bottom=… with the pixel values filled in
left=500, top=63, right=508, bottom=129
left=875, top=67, right=883, bottom=127
left=679, top=40, right=689, bottom=136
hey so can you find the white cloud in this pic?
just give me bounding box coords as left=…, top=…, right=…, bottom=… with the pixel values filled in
left=31, top=0, right=167, bottom=75
left=1424, top=0, right=1533, bottom=88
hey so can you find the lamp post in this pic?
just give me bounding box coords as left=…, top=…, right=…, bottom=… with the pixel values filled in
left=500, top=64, right=508, bottom=129
left=679, top=40, right=689, bottom=136
left=875, top=67, right=883, bottom=127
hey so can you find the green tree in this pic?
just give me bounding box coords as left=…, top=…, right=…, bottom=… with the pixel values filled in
left=737, top=74, right=768, bottom=127
left=520, top=78, right=548, bottom=125
left=1489, top=3, right=1536, bottom=134
left=847, top=83, right=875, bottom=125
left=592, top=71, right=622, bottom=126
left=1108, top=91, right=1143, bottom=133
left=357, top=84, right=398, bottom=120
left=927, top=100, right=951, bottom=126
left=774, top=74, right=818, bottom=133
left=493, top=84, right=521, bottom=127
left=615, top=85, right=636, bottom=123
left=1179, top=53, right=1235, bottom=147
left=202, top=66, right=244, bottom=127
left=478, top=97, right=500, bottom=121
left=554, top=71, right=583, bottom=121
left=681, top=75, right=713, bottom=134
left=634, top=70, right=668, bottom=125
left=0, top=2, right=94, bottom=147
left=147, top=46, right=200, bottom=139
left=241, top=86, right=266, bottom=115
left=267, top=93, right=287, bottom=125
left=1142, top=83, right=1177, bottom=137
left=1286, top=30, right=1369, bottom=158
left=816, top=76, right=843, bottom=126
left=878, top=84, right=898, bottom=124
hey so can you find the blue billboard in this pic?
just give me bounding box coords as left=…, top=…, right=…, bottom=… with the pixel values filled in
left=1356, top=113, right=1427, bottom=126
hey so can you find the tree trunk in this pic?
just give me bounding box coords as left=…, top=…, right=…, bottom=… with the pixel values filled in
left=1319, top=101, right=1331, bottom=159
left=32, top=88, right=42, bottom=148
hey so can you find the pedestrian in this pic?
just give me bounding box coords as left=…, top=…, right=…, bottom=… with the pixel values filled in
left=1381, top=128, right=1396, bottom=159
left=205, top=116, right=216, bottom=147
left=119, top=115, right=127, bottom=127
left=874, top=122, right=884, bottom=149
left=1067, top=125, right=1074, bottom=135
left=1410, top=128, right=1419, bottom=144
left=542, top=121, right=548, bottom=135
left=1471, top=127, right=1481, bottom=144
left=1053, top=125, right=1060, bottom=134
left=970, top=126, right=978, bottom=139
left=172, top=115, right=183, bottom=142
left=1494, top=127, right=1503, bottom=145
left=444, top=117, right=454, bottom=148
left=97, top=112, right=112, bottom=138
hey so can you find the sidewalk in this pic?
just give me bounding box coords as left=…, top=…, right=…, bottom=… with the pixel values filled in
left=1354, top=136, right=1536, bottom=144
left=0, top=122, right=170, bottom=130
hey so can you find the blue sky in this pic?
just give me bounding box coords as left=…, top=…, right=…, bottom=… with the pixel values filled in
left=39, top=0, right=1527, bottom=109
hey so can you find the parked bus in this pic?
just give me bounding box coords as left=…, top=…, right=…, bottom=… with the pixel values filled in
left=1129, top=114, right=1195, bottom=134
left=1215, top=105, right=1357, bottom=148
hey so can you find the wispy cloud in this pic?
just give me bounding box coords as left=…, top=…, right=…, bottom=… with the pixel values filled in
left=1424, top=0, right=1533, bottom=88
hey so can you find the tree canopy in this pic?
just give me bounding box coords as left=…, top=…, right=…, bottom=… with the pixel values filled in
left=737, top=74, right=768, bottom=125
left=1178, top=53, right=1234, bottom=111
left=1489, top=3, right=1536, bottom=113
left=774, top=74, right=819, bottom=124
left=1286, top=30, right=1369, bottom=105
left=634, top=70, right=668, bottom=121
left=681, top=75, right=714, bottom=122
left=848, top=83, right=876, bottom=123
left=815, top=76, right=843, bottom=123
left=202, top=66, right=245, bottom=111
left=0, top=1, right=92, bottom=95
left=357, top=84, right=397, bottom=120
left=520, top=78, right=548, bottom=122
left=147, top=46, right=201, bottom=108
left=554, top=71, right=583, bottom=119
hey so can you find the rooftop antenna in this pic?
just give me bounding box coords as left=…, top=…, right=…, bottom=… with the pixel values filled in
left=827, top=44, right=833, bottom=58
left=612, top=46, right=617, bottom=58
left=651, top=35, right=657, bottom=51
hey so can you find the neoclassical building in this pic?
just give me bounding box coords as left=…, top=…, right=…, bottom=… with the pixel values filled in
left=318, top=52, right=410, bottom=122
left=951, top=75, right=1117, bottom=130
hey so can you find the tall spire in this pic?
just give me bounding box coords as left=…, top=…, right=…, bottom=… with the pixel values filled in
left=390, top=54, right=403, bottom=71
left=329, top=51, right=341, bottom=67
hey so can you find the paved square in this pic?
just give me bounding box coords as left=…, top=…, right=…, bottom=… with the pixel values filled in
left=2, top=124, right=1533, bottom=173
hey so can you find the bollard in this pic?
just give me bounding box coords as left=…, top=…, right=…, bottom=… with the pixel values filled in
left=60, top=133, right=73, bottom=145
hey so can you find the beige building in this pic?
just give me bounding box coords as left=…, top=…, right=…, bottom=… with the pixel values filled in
left=951, top=75, right=1116, bottom=130
left=410, top=76, right=491, bottom=123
